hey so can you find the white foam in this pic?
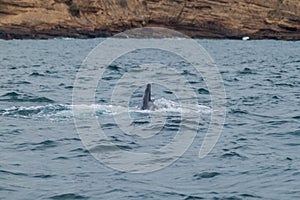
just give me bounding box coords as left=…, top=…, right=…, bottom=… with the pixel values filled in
left=1, top=99, right=211, bottom=120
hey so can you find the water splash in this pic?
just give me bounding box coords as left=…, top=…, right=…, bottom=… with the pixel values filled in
left=0, top=98, right=210, bottom=120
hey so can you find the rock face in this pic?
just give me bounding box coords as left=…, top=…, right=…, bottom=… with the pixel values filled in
left=0, top=0, right=299, bottom=39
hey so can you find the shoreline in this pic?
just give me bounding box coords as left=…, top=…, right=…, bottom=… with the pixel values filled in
left=0, top=29, right=299, bottom=41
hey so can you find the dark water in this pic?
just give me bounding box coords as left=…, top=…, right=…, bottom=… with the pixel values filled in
left=0, top=38, right=299, bottom=199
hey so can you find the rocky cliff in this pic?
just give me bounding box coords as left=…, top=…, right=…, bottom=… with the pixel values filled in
left=0, top=0, right=299, bottom=39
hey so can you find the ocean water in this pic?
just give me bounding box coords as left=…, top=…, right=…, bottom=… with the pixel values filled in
left=0, top=38, right=299, bottom=199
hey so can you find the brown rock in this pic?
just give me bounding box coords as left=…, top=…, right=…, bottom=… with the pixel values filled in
left=0, top=0, right=299, bottom=39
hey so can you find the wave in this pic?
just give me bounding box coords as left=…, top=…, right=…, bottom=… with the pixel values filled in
left=0, top=92, right=54, bottom=103
left=0, top=104, right=70, bottom=120
left=0, top=98, right=211, bottom=120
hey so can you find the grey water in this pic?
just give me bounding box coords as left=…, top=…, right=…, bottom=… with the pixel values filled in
left=0, top=38, right=299, bottom=199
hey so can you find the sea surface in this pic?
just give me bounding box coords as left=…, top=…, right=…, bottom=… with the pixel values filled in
left=0, top=38, right=299, bottom=200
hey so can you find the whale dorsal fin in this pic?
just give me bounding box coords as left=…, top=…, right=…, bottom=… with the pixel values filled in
left=142, top=83, right=151, bottom=110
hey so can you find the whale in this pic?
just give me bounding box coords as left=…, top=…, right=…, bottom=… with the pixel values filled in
left=141, top=83, right=156, bottom=110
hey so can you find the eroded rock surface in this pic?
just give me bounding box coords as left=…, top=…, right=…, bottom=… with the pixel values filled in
left=0, top=0, right=299, bottom=39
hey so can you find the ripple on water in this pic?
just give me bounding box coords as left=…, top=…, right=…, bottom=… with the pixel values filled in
left=286, top=130, right=300, bottom=136
left=193, top=172, right=220, bottom=179
left=197, top=88, right=210, bottom=94
left=30, top=72, right=45, bottom=77
left=31, top=140, right=59, bottom=151
left=0, top=169, right=28, bottom=177
left=240, top=194, right=262, bottom=198
left=49, top=193, right=89, bottom=200
left=7, top=80, right=31, bottom=85
left=0, top=129, right=22, bottom=136
left=184, top=195, right=204, bottom=199
left=221, top=151, right=247, bottom=159
left=16, top=140, right=59, bottom=151
left=33, top=174, right=55, bottom=179
left=0, top=186, right=17, bottom=192
left=237, top=67, right=256, bottom=75
left=0, top=92, right=54, bottom=103
left=211, top=197, right=243, bottom=200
